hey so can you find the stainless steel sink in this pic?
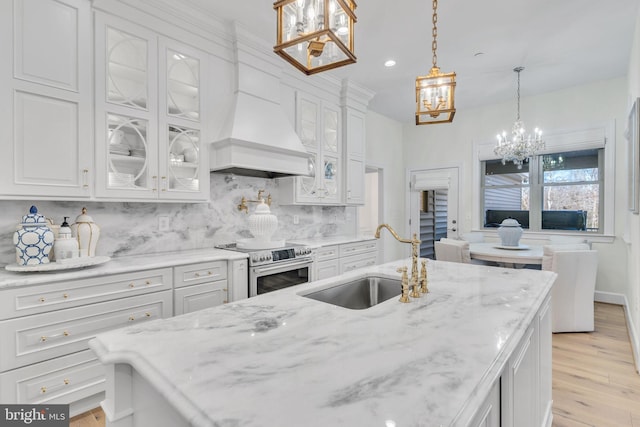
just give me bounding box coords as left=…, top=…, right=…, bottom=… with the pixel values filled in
left=302, top=276, right=401, bottom=309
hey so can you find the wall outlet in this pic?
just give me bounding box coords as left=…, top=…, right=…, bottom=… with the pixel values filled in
left=293, top=215, right=299, bottom=225
left=158, top=216, right=170, bottom=231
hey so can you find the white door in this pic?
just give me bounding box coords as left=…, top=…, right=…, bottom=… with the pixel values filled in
left=409, top=167, right=460, bottom=248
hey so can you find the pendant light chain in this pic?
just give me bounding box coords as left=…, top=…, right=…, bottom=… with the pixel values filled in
left=432, top=0, right=438, bottom=67
left=516, top=68, right=521, bottom=121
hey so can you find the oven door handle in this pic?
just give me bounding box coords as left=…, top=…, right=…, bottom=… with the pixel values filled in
left=253, top=260, right=312, bottom=275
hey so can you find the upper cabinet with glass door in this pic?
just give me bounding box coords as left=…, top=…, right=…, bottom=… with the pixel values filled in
left=278, top=92, right=341, bottom=205
left=94, top=13, right=208, bottom=201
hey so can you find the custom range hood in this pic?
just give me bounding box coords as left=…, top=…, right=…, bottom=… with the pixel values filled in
left=210, top=27, right=309, bottom=178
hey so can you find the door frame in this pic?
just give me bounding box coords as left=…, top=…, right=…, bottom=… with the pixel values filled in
left=406, top=164, right=462, bottom=241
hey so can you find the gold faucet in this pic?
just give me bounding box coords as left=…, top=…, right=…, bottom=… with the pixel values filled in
left=237, top=190, right=273, bottom=214
left=419, top=260, right=429, bottom=294
left=375, top=224, right=421, bottom=295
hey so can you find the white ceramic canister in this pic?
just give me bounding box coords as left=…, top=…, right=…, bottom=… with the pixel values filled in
left=248, top=200, right=278, bottom=242
left=54, top=217, right=80, bottom=261
left=71, top=207, right=101, bottom=257
left=497, top=218, right=523, bottom=247
left=13, top=205, right=55, bottom=266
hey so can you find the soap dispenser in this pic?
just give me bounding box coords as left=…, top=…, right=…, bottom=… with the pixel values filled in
left=71, top=207, right=101, bottom=257
left=54, top=217, right=79, bottom=261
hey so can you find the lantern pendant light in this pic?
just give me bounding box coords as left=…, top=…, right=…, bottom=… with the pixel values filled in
left=273, top=0, right=357, bottom=75
left=415, top=0, right=456, bottom=125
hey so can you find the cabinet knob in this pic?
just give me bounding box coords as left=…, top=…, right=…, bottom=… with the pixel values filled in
left=64, top=379, right=70, bottom=385
left=41, top=386, right=46, bottom=394
left=41, top=336, right=47, bottom=342
left=129, top=283, right=135, bottom=288
left=63, top=331, right=69, bottom=337
left=39, top=297, right=45, bottom=303
left=129, top=316, right=135, bottom=321
left=207, top=271, right=212, bottom=275
left=145, top=280, right=151, bottom=285
left=63, top=293, right=68, bottom=299
left=145, top=312, right=151, bottom=317
left=195, top=272, right=200, bottom=277
left=223, top=300, right=228, bottom=304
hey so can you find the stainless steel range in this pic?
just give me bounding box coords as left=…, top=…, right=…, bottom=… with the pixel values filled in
left=216, top=243, right=313, bottom=297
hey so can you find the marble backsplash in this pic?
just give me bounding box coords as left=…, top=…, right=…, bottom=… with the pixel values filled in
left=0, top=173, right=356, bottom=266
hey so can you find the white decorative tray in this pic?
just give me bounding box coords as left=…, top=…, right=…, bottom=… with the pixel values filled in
left=5, top=256, right=111, bottom=272
left=494, top=244, right=529, bottom=250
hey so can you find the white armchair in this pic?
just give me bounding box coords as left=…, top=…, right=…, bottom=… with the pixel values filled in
left=434, top=238, right=471, bottom=263
left=542, top=244, right=598, bottom=333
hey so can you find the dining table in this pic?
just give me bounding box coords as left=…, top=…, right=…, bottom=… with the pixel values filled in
left=469, top=242, right=544, bottom=267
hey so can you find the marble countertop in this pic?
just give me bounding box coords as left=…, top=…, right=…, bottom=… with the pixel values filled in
left=90, top=259, right=555, bottom=427
left=0, top=249, right=248, bottom=289
left=289, top=234, right=377, bottom=248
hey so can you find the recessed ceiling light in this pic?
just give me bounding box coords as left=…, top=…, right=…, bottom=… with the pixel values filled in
left=384, top=59, right=396, bottom=67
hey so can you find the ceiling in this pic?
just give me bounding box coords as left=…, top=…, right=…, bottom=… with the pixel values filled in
left=183, top=0, right=639, bottom=124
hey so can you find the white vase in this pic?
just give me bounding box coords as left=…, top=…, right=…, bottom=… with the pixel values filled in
left=71, top=207, right=101, bottom=257
left=498, top=219, right=523, bottom=247
left=248, top=201, right=278, bottom=242
left=13, top=206, right=55, bottom=266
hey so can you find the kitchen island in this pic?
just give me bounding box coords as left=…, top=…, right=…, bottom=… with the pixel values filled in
left=89, top=259, right=556, bottom=427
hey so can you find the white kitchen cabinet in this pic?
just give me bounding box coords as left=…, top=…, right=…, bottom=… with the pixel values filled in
left=469, top=379, right=500, bottom=427
left=314, top=245, right=340, bottom=280
left=313, top=240, right=378, bottom=280
left=173, top=261, right=229, bottom=315
left=229, top=259, right=249, bottom=302
left=0, top=0, right=92, bottom=199
left=343, top=108, right=366, bottom=205
left=94, top=12, right=209, bottom=201
left=501, top=294, right=551, bottom=427
left=278, top=92, right=342, bottom=205
left=0, top=267, right=173, bottom=416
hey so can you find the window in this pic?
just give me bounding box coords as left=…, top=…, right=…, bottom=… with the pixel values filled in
left=482, top=149, right=603, bottom=233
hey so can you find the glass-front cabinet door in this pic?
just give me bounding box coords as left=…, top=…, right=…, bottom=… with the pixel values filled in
left=158, top=40, right=207, bottom=199
left=94, top=12, right=208, bottom=200
left=290, top=92, right=341, bottom=204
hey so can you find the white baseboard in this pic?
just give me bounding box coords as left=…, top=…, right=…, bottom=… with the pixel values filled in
left=594, top=290, right=626, bottom=305
left=594, top=291, right=640, bottom=373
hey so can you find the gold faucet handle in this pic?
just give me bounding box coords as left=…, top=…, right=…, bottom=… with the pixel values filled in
left=419, top=260, right=429, bottom=294
left=396, top=267, right=411, bottom=303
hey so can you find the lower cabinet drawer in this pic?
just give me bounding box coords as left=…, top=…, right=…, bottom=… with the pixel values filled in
left=315, top=245, right=339, bottom=262
left=339, top=253, right=378, bottom=274
left=339, top=240, right=377, bottom=257
left=174, top=261, right=227, bottom=288
left=174, top=281, right=228, bottom=316
left=0, top=350, right=105, bottom=406
left=0, top=290, right=172, bottom=371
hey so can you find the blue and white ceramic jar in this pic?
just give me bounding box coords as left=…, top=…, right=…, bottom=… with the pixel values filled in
left=13, top=206, right=55, bottom=266
left=498, top=218, right=523, bottom=247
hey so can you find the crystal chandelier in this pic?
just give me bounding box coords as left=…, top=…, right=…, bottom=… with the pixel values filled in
left=273, top=0, right=356, bottom=75
left=494, top=67, right=544, bottom=169
left=415, top=0, right=456, bottom=125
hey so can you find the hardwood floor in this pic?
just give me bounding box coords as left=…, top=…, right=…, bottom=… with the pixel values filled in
left=552, top=302, right=640, bottom=427
left=69, top=407, right=105, bottom=427
left=69, top=302, right=640, bottom=427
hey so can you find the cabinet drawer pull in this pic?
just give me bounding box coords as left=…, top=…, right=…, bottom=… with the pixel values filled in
left=41, top=331, right=70, bottom=343
left=145, top=312, right=151, bottom=317
left=129, top=316, right=135, bottom=321
left=145, top=280, right=151, bottom=285
left=83, top=169, right=89, bottom=188
left=63, top=293, right=69, bottom=299
left=41, top=386, right=46, bottom=394
left=64, top=379, right=69, bottom=385
left=207, top=271, right=212, bottom=275
left=39, top=297, right=45, bottom=303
